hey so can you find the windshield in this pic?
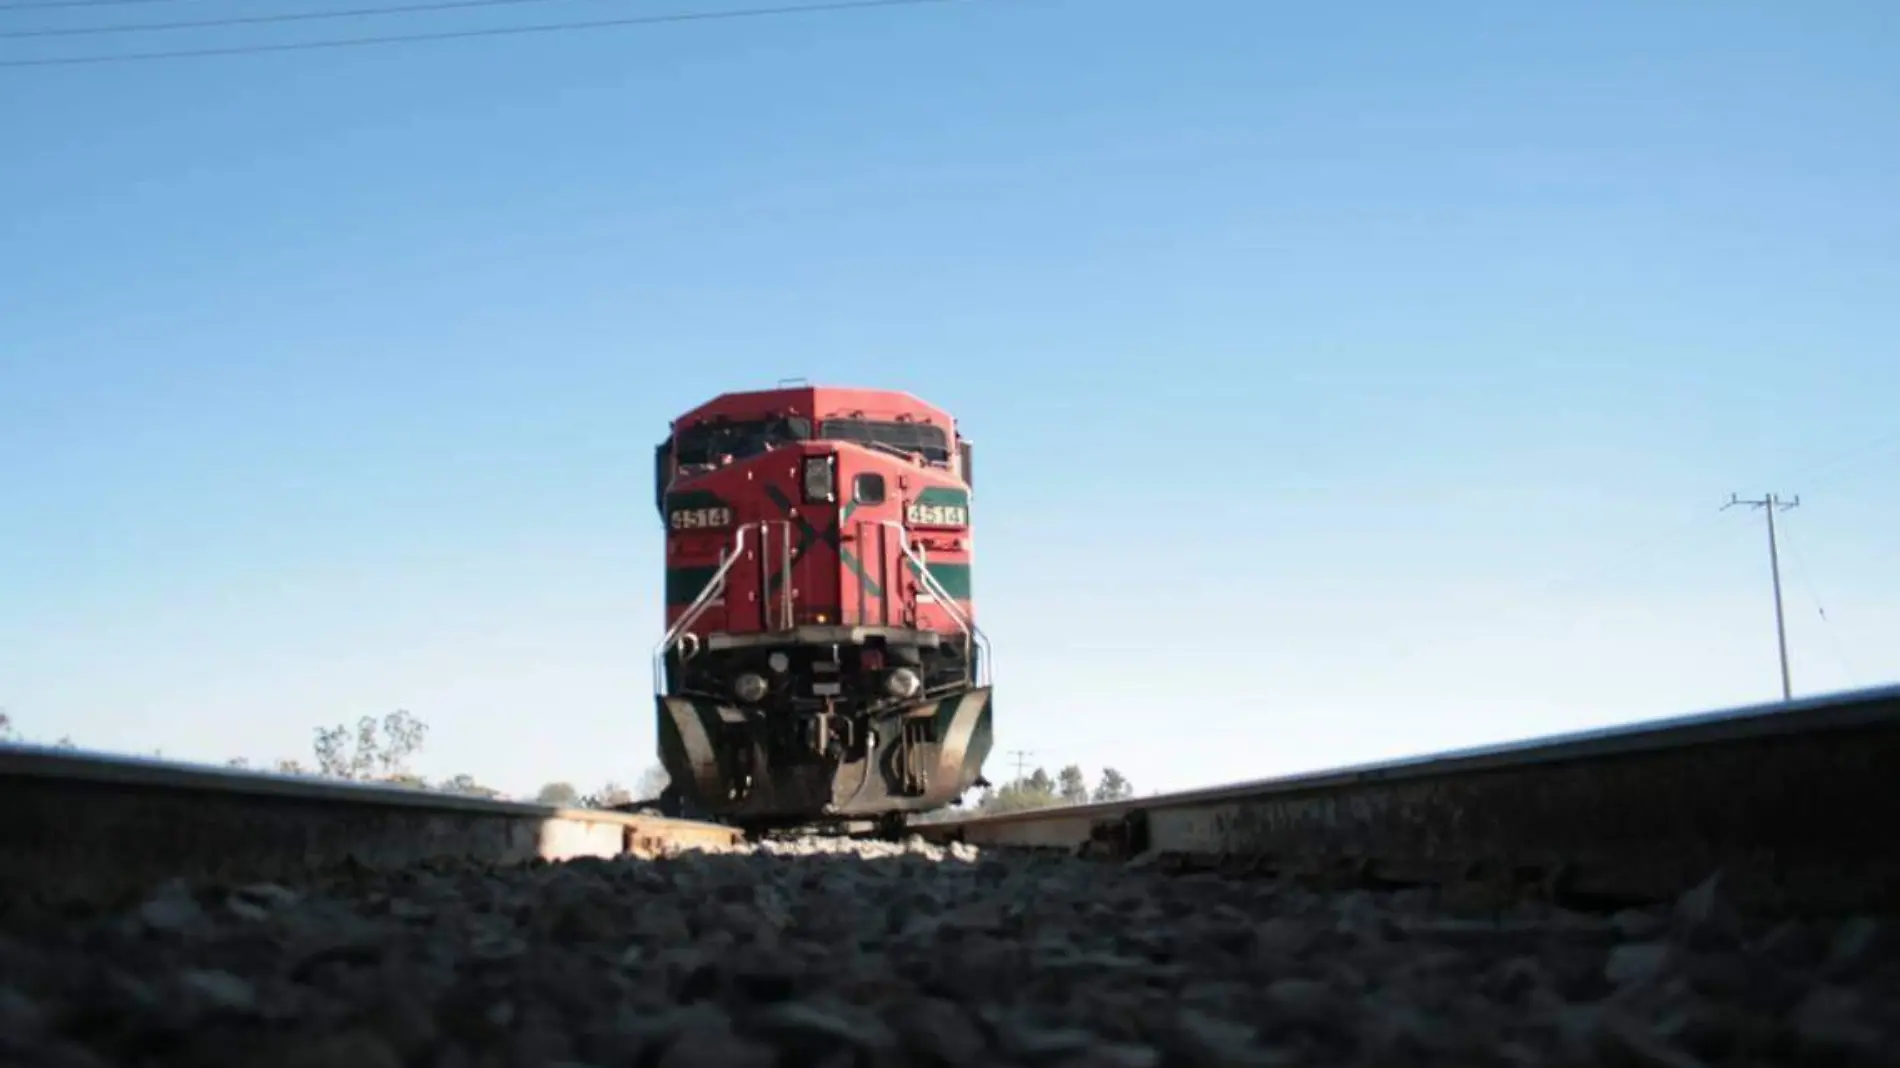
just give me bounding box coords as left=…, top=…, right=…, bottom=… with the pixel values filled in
left=673, top=416, right=810, bottom=472
left=820, top=418, right=951, bottom=463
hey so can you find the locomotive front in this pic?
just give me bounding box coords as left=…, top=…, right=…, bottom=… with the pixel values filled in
left=650, top=386, right=992, bottom=828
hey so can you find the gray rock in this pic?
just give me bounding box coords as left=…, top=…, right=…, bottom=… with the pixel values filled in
left=1605, top=942, right=1673, bottom=987
left=225, top=897, right=274, bottom=922
left=4, top=833, right=1896, bottom=1068
left=1674, top=872, right=1730, bottom=927
left=1611, top=907, right=1670, bottom=940
left=999, top=1022, right=1098, bottom=1061
left=654, top=1010, right=776, bottom=1068
left=1361, top=994, right=1467, bottom=1060
left=176, top=969, right=256, bottom=1014
left=1262, top=977, right=1336, bottom=1024
left=1160, top=1008, right=1289, bottom=1067
left=233, top=882, right=302, bottom=909
left=386, top=897, right=433, bottom=921
left=1756, top=918, right=1824, bottom=967
left=1674, top=873, right=1747, bottom=954
left=1827, top=916, right=1886, bottom=973
left=135, top=879, right=207, bottom=934
left=280, top=1030, right=405, bottom=1068
left=1792, top=986, right=1886, bottom=1057
left=1052, top=1044, right=1163, bottom=1068
left=1251, top=917, right=1316, bottom=962
left=16, top=1041, right=114, bottom=1068
left=1481, top=956, right=1552, bottom=1006
left=750, top=998, right=898, bottom=1060
left=1597, top=1012, right=1708, bottom=1068
left=891, top=997, right=989, bottom=1066
left=361, top=985, right=442, bottom=1061
left=0, top=984, right=45, bottom=1037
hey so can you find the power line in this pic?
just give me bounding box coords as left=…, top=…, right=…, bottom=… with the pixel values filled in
left=1722, top=491, right=1800, bottom=702
left=1533, top=503, right=1728, bottom=604
left=1778, top=428, right=1900, bottom=499
left=0, top=0, right=206, bottom=10
left=0, top=0, right=959, bottom=66
left=2, top=0, right=597, bottom=39
left=1774, top=512, right=1863, bottom=682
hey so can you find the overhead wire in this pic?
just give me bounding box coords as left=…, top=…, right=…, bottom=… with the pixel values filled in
left=1768, top=426, right=1900, bottom=500
left=0, top=0, right=209, bottom=10
left=1774, top=514, right=1863, bottom=682
left=0, top=0, right=960, bottom=66
left=2, top=0, right=607, bottom=38
left=1305, top=420, right=1900, bottom=686
left=1528, top=503, right=1727, bottom=605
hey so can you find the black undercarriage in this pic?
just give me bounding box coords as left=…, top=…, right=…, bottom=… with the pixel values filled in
left=664, top=626, right=976, bottom=716
left=655, top=628, right=992, bottom=830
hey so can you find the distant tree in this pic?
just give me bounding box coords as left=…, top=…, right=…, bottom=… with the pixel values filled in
left=581, top=781, right=634, bottom=808
left=536, top=781, right=582, bottom=807
left=0, top=711, right=76, bottom=749
left=313, top=710, right=428, bottom=782
left=1026, top=767, right=1053, bottom=797
left=1093, top=767, right=1133, bottom=803
left=273, top=758, right=311, bottom=776
left=977, top=767, right=1063, bottom=815
left=636, top=764, right=670, bottom=799
left=439, top=773, right=502, bottom=798
left=226, top=757, right=251, bottom=769
left=1057, top=765, right=1089, bottom=805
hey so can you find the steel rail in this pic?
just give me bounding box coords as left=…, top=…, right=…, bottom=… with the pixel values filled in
left=0, top=746, right=742, bottom=918
left=913, top=683, right=1900, bottom=915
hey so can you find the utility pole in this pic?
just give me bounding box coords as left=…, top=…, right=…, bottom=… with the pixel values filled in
left=1723, top=492, right=1800, bottom=701
left=1007, top=749, right=1035, bottom=782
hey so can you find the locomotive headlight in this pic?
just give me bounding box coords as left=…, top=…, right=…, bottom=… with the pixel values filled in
left=883, top=667, right=922, bottom=700
left=802, top=455, right=836, bottom=503
left=767, top=652, right=790, bottom=674
left=733, top=672, right=769, bottom=703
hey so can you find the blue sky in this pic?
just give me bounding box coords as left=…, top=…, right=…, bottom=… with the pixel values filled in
left=2, top=0, right=1896, bottom=798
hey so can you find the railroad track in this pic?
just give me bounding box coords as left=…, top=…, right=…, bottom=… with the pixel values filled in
left=7, top=682, right=1898, bottom=919
left=4, top=686, right=1899, bottom=1066
left=915, top=682, right=1900, bottom=916
left=0, top=744, right=742, bottom=921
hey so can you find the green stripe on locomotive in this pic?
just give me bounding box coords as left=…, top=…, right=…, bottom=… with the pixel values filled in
left=665, top=565, right=720, bottom=606
left=908, top=560, right=972, bottom=601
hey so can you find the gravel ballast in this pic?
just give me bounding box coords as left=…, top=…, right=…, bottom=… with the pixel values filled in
left=3, top=836, right=1896, bottom=1067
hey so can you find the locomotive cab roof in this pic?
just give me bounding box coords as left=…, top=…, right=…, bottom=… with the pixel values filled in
left=668, top=385, right=959, bottom=438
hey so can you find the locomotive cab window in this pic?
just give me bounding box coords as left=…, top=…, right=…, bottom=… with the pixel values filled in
left=652, top=441, right=672, bottom=518
left=819, top=419, right=951, bottom=463
left=674, top=416, right=811, bottom=473
left=853, top=473, right=886, bottom=505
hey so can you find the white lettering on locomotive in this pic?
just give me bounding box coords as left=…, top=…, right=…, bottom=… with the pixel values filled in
left=669, top=506, right=734, bottom=531
left=905, top=503, right=969, bottom=527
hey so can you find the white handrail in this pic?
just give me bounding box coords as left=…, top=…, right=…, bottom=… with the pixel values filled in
left=873, top=520, right=990, bottom=688
left=652, top=524, right=753, bottom=697
left=651, top=518, right=991, bottom=696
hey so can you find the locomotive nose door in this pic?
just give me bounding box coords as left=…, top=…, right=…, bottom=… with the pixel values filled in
left=761, top=453, right=844, bottom=629
left=839, top=465, right=898, bottom=628
left=845, top=520, right=896, bottom=627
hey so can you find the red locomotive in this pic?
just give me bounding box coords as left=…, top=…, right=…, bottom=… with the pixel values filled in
left=650, top=384, right=992, bottom=829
